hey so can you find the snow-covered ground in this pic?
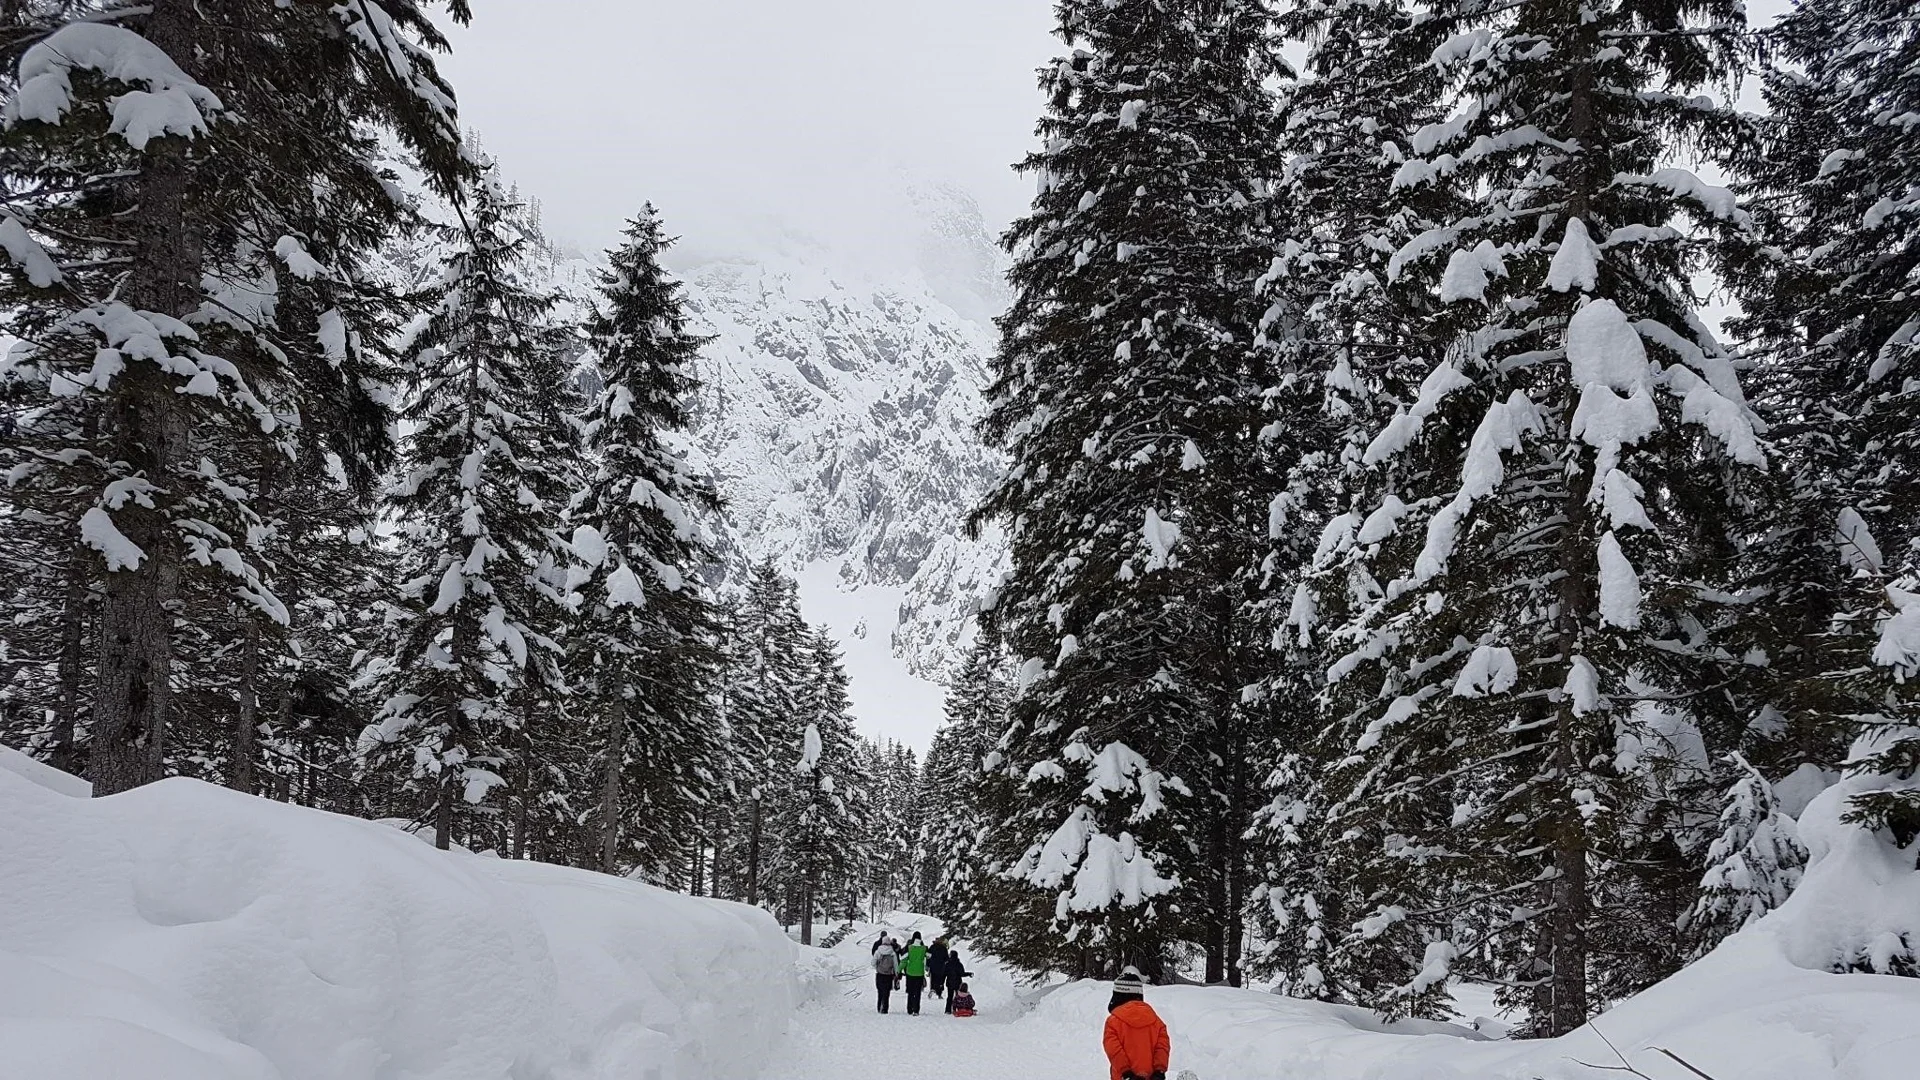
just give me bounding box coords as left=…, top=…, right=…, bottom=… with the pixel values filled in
left=0, top=746, right=795, bottom=1080
left=778, top=910, right=1917, bottom=1080
left=8, top=745, right=1915, bottom=1080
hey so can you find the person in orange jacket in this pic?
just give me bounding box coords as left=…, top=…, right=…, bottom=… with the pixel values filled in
left=1102, top=967, right=1170, bottom=1080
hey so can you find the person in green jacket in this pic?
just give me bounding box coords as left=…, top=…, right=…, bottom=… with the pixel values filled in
left=900, top=931, right=930, bottom=1015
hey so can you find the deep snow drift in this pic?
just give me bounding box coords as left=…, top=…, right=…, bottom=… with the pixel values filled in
left=6, top=749, right=1914, bottom=1080
left=0, top=747, right=795, bottom=1080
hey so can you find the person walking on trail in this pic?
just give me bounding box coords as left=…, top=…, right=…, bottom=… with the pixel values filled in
left=926, top=935, right=951, bottom=999
left=872, top=936, right=901, bottom=1014
left=939, top=948, right=971, bottom=1014
left=901, top=932, right=930, bottom=1015
left=1102, top=968, right=1169, bottom=1080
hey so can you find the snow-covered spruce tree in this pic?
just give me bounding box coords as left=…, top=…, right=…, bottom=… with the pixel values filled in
left=1680, top=752, right=1808, bottom=957
left=568, top=206, right=725, bottom=879
left=1722, top=0, right=1920, bottom=863
left=858, top=738, right=919, bottom=913
left=770, top=628, right=868, bottom=942
left=1307, top=0, right=1764, bottom=1032
left=920, top=642, right=1011, bottom=928
left=710, top=562, right=808, bottom=907
left=973, top=0, right=1288, bottom=982
left=1246, top=0, right=1463, bottom=1004
left=0, top=0, right=469, bottom=793
left=368, top=173, right=580, bottom=851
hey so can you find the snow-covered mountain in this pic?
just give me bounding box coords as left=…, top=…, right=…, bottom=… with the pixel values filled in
left=518, top=183, right=1009, bottom=730
left=389, top=174, right=1008, bottom=741
left=676, top=207, right=1007, bottom=682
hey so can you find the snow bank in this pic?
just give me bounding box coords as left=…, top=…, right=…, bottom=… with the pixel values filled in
left=0, top=744, right=90, bottom=798
left=0, top=762, right=795, bottom=1080
left=1026, top=789, right=1920, bottom=1080
left=1033, top=953, right=1915, bottom=1080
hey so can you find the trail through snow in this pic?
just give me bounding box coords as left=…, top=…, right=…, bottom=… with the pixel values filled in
left=762, top=987, right=1104, bottom=1080
left=766, top=920, right=1104, bottom=1080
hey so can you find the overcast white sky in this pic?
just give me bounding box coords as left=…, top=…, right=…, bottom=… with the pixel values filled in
left=436, top=0, right=1057, bottom=264
left=437, top=2, right=1793, bottom=265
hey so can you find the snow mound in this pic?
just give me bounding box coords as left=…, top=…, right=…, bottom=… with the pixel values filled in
left=0, top=744, right=90, bottom=797
left=0, top=762, right=795, bottom=1080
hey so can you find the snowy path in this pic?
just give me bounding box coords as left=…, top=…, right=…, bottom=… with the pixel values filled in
left=763, top=921, right=1107, bottom=1080
left=758, top=984, right=1105, bottom=1080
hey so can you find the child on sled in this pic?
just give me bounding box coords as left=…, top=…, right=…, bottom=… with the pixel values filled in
left=950, top=982, right=977, bottom=1017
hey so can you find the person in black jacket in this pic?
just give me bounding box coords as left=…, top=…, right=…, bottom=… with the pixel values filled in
left=926, top=937, right=951, bottom=999
left=940, top=949, right=970, bottom=1014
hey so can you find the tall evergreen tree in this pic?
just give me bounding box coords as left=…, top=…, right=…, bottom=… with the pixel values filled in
left=1248, top=0, right=1459, bottom=1005
left=368, top=173, right=578, bottom=851
left=570, top=206, right=725, bottom=878
left=974, top=0, right=1289, bottom=981
left=1724, top=0, right=1920, bottom=878
left=0, top=0, right=469, bottom=793
left=1305, top=0, right=1763, bottom=1032
left=712, top=563, right=808, bottom=907
left=773, top=628, right=868, bottom=942
left=921, top=642, right=1012, bottom=932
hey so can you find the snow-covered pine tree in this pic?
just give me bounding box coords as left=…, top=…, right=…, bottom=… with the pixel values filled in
left=1722, top=0, right=1920, bottom=869
left=1247, top=0, right=1460, bottom=1005
left=857, top=738, right=919, bottom=914
left=569, top=206, right=725, bottom=879
left=369, top=172, right=579, bottom=851
left=711, top=563, right=808, bottom=907
left=1681, top=753, right=1808, bottom=957
left=887, top=741, right=925, bottom=911
left=774, top=628, right=868, bottom=942
left=921, top=642, right=1012, bottom=935
left=1309, top=0, right=1765, bottom=1032
left=0, top=0, right=469, bottom=793
left=974, top=0, right=1288, bottom=981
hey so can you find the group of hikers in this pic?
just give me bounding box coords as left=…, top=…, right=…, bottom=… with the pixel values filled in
left=868, top=931, right=975, bottom=1016
left=867, top=934, right=1175, bottom=1080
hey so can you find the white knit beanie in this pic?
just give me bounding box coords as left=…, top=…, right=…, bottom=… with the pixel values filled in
left=1113, top=967, right=1145, bottom=996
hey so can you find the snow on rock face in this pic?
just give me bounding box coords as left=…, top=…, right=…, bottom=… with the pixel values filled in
left=679, top=233, right=1006, bottom=681
left=0, top=762, right=795, bottom=1080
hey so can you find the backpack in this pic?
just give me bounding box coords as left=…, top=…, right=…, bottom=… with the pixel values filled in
left=873, top=948, right=899, bottom=976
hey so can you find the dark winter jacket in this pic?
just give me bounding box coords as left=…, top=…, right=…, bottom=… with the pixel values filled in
left=941, top=952, right=969, bottom=985
left=928, top=940, right=950, bottom=980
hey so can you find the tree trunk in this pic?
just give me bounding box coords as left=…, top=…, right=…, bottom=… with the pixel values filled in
left=231, top=613, right=260, bottom=793
left=87, top=0, right=203, bottom=797
left=435, top=760, right=454, bottom=850
left=599, top=700, right=625, bottom=874
left=745, top=797, right=764, bottom=908
left=46, top=547, right=90, bottom=774
left=800, top=866, right=817, bottom=946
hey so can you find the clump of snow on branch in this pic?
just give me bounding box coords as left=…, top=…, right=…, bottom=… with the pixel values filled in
left=1546, top=217, right=1600, bottom=293
left=8, top=23, right=225, bottom=149
left=1452, top=645, right=1518, bottom=698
